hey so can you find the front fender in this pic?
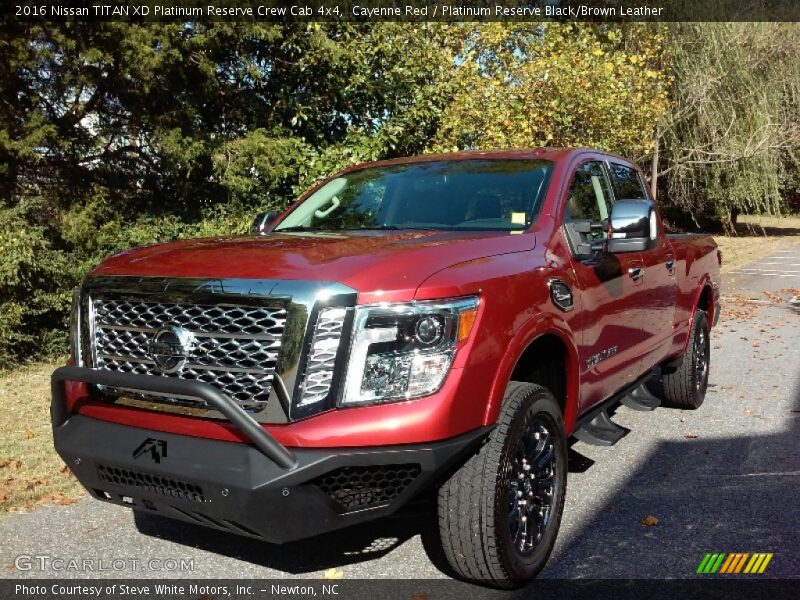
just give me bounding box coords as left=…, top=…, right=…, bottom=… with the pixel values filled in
left=483, top=315, right=581, bottom=435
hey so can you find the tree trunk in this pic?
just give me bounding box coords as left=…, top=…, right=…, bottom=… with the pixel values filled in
left=650, top=125, right=660, bottom=200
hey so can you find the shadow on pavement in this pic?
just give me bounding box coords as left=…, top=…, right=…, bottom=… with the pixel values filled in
left=133, top=496, right=450, bottom=575
left=541, top=379, right=800, bottom=579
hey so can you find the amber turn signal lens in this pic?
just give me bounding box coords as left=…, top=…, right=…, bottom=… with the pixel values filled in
left=457, top=307, right=478, bottom=342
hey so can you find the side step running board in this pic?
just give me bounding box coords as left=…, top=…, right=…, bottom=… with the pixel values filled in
left=572, top=371, right=662, bottom=447
left=573, top=410, right=628, bottom=447
left=620, top=383, right=661, bottom=412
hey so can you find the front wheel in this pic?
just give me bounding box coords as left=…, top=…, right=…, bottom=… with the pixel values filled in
left=436, top=382, right=567, bottom=588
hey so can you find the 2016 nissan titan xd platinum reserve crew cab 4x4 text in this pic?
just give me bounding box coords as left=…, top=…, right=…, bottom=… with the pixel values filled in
left=53, top=148, right=721, bottom=587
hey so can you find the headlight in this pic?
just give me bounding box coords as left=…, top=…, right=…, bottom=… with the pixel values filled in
left=341, top=296, right=479, bottom=405
left=70, top=287, right=82, bottom=366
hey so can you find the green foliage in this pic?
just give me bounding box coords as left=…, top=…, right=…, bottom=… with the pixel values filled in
left=657, top=23, right=800, bottom=231
left=430, top=23, right=671, bottom=159
left=0, top=22, right=458, bottom=366
left=0, top=199, right=81, bottom=367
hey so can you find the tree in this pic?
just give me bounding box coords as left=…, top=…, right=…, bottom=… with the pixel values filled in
left=0, top=22, right=461, bottom=365
left=654, top=23, right=800, bottom=231
left=428, top=23, right=671, bottom=162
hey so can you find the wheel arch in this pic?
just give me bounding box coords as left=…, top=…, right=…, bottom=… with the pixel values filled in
left=681, top=277, right=715, bottom=354
left=483, top=318, right=581, bottom=435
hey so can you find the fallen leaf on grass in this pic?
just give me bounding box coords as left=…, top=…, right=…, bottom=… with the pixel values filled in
left=9, top=460, right=21, bottom=471
left=22, top=478, right=49, bottom=490
left=23, top=430, right=35, bottom=440
left=323, top=567, right=344, bottom=580
left=641, top=515, right=659, bottom=526
left=38, top=492, right=77, bottom=507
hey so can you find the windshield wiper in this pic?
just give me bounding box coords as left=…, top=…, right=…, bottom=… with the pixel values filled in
left=274, top=226, right=319, bottom=232
left=345, top=225, right=444, bottom=231
left=345, top=225, right=401, bottom=231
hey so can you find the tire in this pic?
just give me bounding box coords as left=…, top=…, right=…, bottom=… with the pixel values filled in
left=436, top=382, right=567, bottom=588
left=661, top=309, right=710, bottom=409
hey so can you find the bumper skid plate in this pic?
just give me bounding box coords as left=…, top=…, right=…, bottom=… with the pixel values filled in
left=52, top=367, right=489, bottom=543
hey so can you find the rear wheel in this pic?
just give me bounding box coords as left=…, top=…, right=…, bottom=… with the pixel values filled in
left=661, top=309, right=710, bottom=409
left=436, top=382, right=567, bottom=588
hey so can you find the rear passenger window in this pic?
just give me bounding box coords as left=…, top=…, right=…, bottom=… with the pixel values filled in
left=609, top=163, right=647, bottom=200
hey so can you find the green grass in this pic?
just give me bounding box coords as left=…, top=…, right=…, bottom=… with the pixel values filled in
left=716, top=215, right=800, bottom=271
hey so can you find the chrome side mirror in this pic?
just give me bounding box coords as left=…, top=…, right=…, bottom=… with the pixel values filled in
left=250, top=211, right=278, bottom=235
left=607, top=200, right=654, bottom=253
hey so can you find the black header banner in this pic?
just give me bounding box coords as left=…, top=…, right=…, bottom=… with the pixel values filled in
left=7, top=0, right=800, bottom=23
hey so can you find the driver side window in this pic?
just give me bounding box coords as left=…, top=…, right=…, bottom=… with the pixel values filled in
left=563, top=161, right=614, bottom=254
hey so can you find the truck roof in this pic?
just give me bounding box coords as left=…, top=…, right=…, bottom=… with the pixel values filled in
left=339, top=147, right=633, bottom=173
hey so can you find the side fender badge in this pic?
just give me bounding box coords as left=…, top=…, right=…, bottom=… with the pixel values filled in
left=548, top=279, right=574, bottom=312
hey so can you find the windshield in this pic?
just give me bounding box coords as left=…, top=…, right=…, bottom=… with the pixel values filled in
left=274, top=159, right=553, bottom=232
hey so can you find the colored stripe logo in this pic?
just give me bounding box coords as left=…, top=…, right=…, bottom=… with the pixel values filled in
left=697, top=552, right=773, bottom=574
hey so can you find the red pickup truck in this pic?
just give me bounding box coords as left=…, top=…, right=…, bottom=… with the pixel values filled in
left=53, top=148, right=720, bottom=587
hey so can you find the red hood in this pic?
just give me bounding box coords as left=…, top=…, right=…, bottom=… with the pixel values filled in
left=91, top=230, right=535, bottom=302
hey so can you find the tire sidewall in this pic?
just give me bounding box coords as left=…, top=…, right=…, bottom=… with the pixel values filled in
left=494, top=388, right=568, bottom=582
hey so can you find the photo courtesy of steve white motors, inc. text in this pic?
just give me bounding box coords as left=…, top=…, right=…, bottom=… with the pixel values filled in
left=14, top=583, right=341, bottom=597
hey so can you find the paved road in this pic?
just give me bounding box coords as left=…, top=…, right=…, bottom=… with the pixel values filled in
left=2, top=248, right=798, bottom=583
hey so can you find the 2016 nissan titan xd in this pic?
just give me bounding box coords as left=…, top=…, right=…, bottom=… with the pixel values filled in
left=53, top=148, right=721, bottom=587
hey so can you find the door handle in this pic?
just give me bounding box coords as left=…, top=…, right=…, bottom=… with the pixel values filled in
left=628, top=267, right=645, bottom=281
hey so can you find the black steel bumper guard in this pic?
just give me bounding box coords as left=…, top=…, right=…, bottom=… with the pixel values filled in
left=51, top=367, right=489, bottom=543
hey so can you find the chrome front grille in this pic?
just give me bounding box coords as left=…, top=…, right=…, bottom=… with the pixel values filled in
left=92, top=299, right=286, bottom=412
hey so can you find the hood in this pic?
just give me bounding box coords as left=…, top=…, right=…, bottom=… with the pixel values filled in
left=91, top=230, right=535, bottom=301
